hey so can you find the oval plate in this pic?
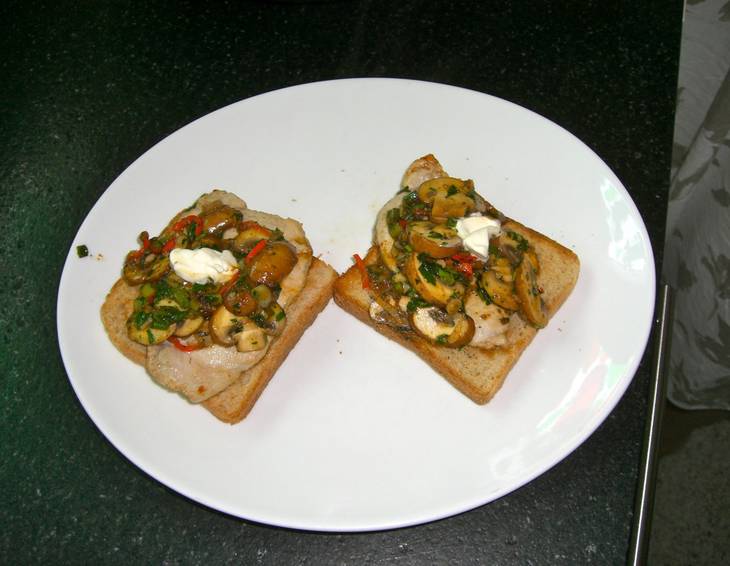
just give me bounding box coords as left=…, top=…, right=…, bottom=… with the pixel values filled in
left=57, top=78, right=655, bottom=532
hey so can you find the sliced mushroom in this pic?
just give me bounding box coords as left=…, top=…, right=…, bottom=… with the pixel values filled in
left=174, top=315, right=204, bottom=337
left=262, top=302, right=286, bottom=336
left=209, top=305, right=245, bottom=346
left=201, top=205, right=240, bottom=235
left=232, top=220, right=273, bottom=251
left=126, top=316, right=175, bottom=345
left=123, top=255, right=170, bottom=285
left=223, top=286, right=257, bottom=316
left=414, top=177, right=476, bottom=222
left=403, top=253, right=459, bottom=307
left=408, top=222, right=462, bottom=259
left=249, top=241, right=298, bottom=286
left=431, top=192, right=475, bottom=222
left=234, top=324, right=268, bottom=352
left=408, top=307, right=475, bottom=348
left=479, top=271, right=519, bottom=311
left=416, top=177, right=468, bottom=203
left=250, top=284, right=273, bottom=308
left=515, top=254, right=547, bottom=328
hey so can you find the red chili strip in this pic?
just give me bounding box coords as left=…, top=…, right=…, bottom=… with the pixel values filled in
left=219, top=270, right=240, bottom=297
left=245, top=239, right=267, bottom=263
left=353, top=253, right=370, bottom=290
left=455, top=262, right=474, bottom=278
left=127, top=231, right=152, bottom=261
left=162, top=239, right=176, bottom=253
left=172, top=214, right=203, bottom=235
left=451, top=252, right=476, bottom=263
left=167, top=336, right=202, bottom=352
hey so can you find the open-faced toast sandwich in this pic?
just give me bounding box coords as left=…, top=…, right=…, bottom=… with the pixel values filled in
left=101, top=190, right=337, bottom=423
left=334, top=155, right=579, bottom=404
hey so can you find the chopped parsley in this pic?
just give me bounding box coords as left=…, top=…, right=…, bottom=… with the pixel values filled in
left=417, top=254, right=439, bottom=284
left=406, top=295, right=430, bottom=312
left=476, top=285, right=493, bottom=305
left=437, top=267, right=456, bottom=286
left=417, top=253, right=461, bottom=286
left=507, top=230, right=530, bottom=252
left=150, top=306, right=187, bottom=330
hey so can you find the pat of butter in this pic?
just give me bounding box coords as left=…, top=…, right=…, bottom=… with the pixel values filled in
left=169, top=247, right=238, bottom=285
left=455, top=215, right=501, bottom=259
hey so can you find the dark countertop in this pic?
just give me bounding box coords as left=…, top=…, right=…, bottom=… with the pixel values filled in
left=1, top=1, right=682, bottom=563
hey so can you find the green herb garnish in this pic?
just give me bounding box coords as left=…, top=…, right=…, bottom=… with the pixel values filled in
left=76, top=245, right=89, bottom=258
left=507, top=230, right=530, bottom=252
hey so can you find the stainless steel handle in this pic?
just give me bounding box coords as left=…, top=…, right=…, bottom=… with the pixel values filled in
left=628, top=283, right=673, bottom=566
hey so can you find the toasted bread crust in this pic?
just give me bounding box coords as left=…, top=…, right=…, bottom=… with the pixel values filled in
left=203, top=257, right=337, bottom=423
left=100, top=278, right=147, bottom=366
left=334, top=220, right=579, bottom=404
left=101, top=257, right=336, bottom=423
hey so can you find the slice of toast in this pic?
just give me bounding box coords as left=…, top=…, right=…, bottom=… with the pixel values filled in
left=203, top=257, right=337, bottom=423
left=102, top=256, right=337, bottom=423
left=333, top=219, right=579, bottom=404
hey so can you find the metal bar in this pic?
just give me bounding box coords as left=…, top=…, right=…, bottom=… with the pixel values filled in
left=628, top=283, right=673, bottom=566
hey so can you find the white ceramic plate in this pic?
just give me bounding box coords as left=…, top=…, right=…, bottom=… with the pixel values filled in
left=57, top=78, right=655, bottom=532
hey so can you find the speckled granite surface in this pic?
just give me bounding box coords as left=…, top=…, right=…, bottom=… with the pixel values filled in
left=1, top=1, right=682, bottom=563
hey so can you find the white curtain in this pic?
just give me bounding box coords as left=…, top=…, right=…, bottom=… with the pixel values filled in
left=663, top=0, right=730, bottom=410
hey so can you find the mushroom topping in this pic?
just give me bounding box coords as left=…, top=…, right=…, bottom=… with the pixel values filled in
left=515, top=253, right=547, bottom=327
left=232, top=220, right=273, bottom=251
left=250, top=284, right=273, bottom=308
left=222, top=286, right=257, bottom=316
left=408, top=307, right=475, bottom=348
left=403, top=252, right=462, bottom=308
left=123, top=254, right=170, bottom=285
left=174, top=315, right=204, bottom=337
left=235, top=323, right=268, bottom=352
left=415, top=176, right=476, bottom=222
left=209, top=305, right=246, bottom=347
left=479, top=257, right=520, bottom=311
left=126, top=318, right=176, bottom=345
left=201, top=204, right=241, bottom=235
left=416, top=177, right=468, bottom=203
left=431, top=192, right=475, bottom=222
left=408, top=221, right=462, bottom=259
left=248, top=241, right=298, bottom=287
left=259, top=302, right=286, bottom=336
left=209, top=305, right=270, bottom=352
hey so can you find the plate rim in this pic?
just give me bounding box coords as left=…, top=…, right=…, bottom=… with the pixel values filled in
left=56, top=77, right=656, bottom=532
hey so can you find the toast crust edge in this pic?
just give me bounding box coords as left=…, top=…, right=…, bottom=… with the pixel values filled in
left=334, top=219, right=579, bottom=404
left=203, top=257, right=337, bottom=423
left=100, top=257, right=337, bottom=423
